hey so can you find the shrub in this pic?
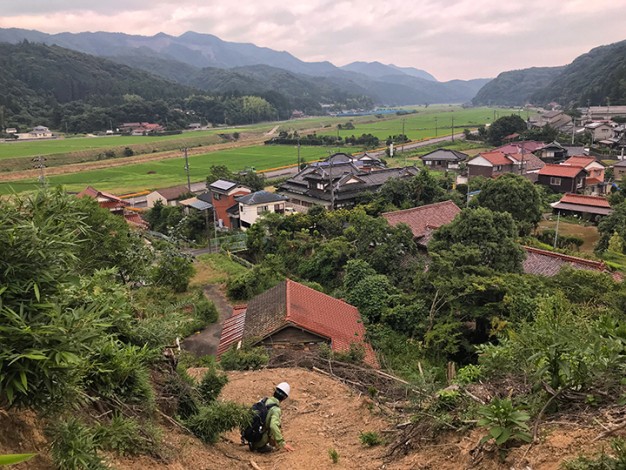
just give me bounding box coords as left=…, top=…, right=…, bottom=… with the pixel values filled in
left=94, top=414, right=160, bottom=456
left=123, top=147, right=134, bottom=157
left=454, top=364, right=482, bottom=385
left=194, top=296, right=218, bottom=324
left=220, top=345, right=269, bottom=371
left=184, top=402, right=252, bottom=444
left=197, top=368, right=228, bottom=405
left=48, top=418, right=106, bottom=470
left=359, top=431, right=383, bottom=446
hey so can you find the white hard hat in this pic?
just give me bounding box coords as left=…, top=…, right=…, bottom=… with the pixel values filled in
left=276, top=382, right=291, bottom=397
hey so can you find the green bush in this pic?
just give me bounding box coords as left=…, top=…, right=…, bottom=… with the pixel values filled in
left=333, top=343, right=366, bottom=364
left=49, top=418, right=106, bottom=470
left=359, top=431, right=383, bottom=446
left=220, top=345, right=269, bottom=371
left=194, top=296, right=218, bottom=324
left=454, top=364, right=482, bottom=385
left=328, top=448, right=340, bottom=464
left=197, top=368, right=228, bottom=405
left=184, top=402, right=252, bottom=444
left=94, top=414, right=160, bottom=457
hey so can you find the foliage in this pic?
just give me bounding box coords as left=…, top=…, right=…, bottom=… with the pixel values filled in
left=476, top=174, right=542, bottom=235
left=477, top=398, right=532, bottom=446
left=596, top=202, right=626, bottom=254
left=48, top=418, right=107, bottom=470
left=485, top=115, right=527, bottom=146
left=328, top=448, right=340, bottom=464
left=94, top=414, right=160, bottom=457
left=219, top=345, right=270, bottom=371
left=184, top=402, right=252, bottom=444
left=472, top=67, right=563, bottom=106
left=151, top=244, right=195, bottom=292
left=0, top=454, right=36, bottom=465
left=429, top=207, right=525, bottom=275
left=205, top=164, right=266, bottom=192
left=359, top=431, right=383, bottom=446
left=454, top=364, right=483, bottom=385
left=563, top=438, right=626, bottom=470
left=197, top=368, right=229, bottom=405
left=536, top=230, right=584, bottom=251
left=332, top=343, right=366, bottom=364
left=226, top=255, right=285, bottom=301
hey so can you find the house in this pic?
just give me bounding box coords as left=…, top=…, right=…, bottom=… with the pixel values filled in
left=382, top=200, right=461, bottom=248
left=420, top=149, right=468, bottom=171
left=77, top=186, right=148, bottom=229
left=614, top=160, right=626, bottom=180
left=217, top=279, right=378, bottom=367
left=523, top=246, right=620, bottom=281
left=16, top=125, right=54, bottom=140
left=537, top=164, right=588, bottom=193
left=236, top=191, right=289, bottom=230
left=467, top=151, right=515, bottom=179
left=119, top=122, right=165, bottom=135
left=208, top=180, right=252, bottom=229
left=310, top=152, right=384, bottom=172
left=582, top=106, right=626, bottom=121
left=278, top=155, right=419, bottom=212
left=528, top=111, right=573, bottom=132
left=145, top=185, right=192, bottom=208
left=550, top=193, right=612, bottom=222
left=585, top=122, right=614, bottom=143
left=562, top=156, right=607, bottom=195
left=535, top=141, right=568, bottom=164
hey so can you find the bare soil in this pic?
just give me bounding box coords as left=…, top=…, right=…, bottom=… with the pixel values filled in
left=0, top=367, right=623, bottom=470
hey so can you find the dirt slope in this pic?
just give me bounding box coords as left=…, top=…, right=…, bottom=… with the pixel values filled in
left=1, top=367, right=622, bottom=470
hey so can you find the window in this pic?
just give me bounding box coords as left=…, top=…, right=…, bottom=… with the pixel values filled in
left=213, top=192, right=221, bottom=200
left=274, top=204, right=283, bottom=212
left=577, top=178, right=583, bottom=188
left=550, top=177, right=561, bottom=186
left=495, top=165, right=502, bottom=171
left=256, top=205, right=268, bottom=215
left=316, top=183, right=325, bottom=190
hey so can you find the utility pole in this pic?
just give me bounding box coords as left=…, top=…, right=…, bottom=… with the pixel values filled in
left=32, top=156, right=47, bottom=186
left=328, top=157, right=335, bottom=210
left=451, top=116, right=454, bottom=142
left=435, top=117, right=438, bottom=137
left=182, top=147, right=191, bottom=192
left=297, top=138, right=301, bottom=170
left=553, top=212, right=560, bottom=249
left=520, top=144, right=525, bottom=175
left=401, top=118, right=406, bottom=152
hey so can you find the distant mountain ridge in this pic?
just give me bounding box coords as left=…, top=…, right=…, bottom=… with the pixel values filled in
left=0, top=28, right=487, bottom=105
left=473, top=38, right=626, bottom=107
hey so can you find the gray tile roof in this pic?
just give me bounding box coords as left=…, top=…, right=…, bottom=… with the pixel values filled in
left=236, top=190, right=288, bottom=205
left=420, top=149, right=468, bottom=162
left=209, top=179, right=238, bottom=191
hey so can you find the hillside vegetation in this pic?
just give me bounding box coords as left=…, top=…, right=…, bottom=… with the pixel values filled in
left=473, top=38, right=626, bottom=107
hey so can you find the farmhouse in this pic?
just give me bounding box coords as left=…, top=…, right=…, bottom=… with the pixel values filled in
left=466, top=150, right=544, bottom=180
left=146, top=185, right=192, bottom=208
left=278, top=154, right=418, bottom=212
left=419, top=149, right=468, bottom=170
left=382, top=200, right=461, bottom=248
left=217, top=279, right=378, bottom=367
left=537, top=164, right=588, bottom=193
left=77, top=186, right=148, bottom=229
left=562, top=156, right=607, bottom=195
left=550, top=193, right=612, bottom=221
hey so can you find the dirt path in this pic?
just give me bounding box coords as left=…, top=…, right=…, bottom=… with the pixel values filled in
left=181, top=285, right=233, bottom=356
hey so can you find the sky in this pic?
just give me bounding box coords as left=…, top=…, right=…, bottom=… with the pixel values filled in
left=2, top=0, right=626, bottom=81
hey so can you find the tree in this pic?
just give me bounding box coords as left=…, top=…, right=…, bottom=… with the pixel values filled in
left=429, top=207, right=525, bottom=274
left=151, top=244, right=194, bottom=292
left=475, top=173, right=542, bottom=235
left=596, top=201, right=626, bottom=253
left=486, top=115, right=527, bottom=146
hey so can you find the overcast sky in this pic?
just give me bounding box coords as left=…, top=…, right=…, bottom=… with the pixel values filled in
left=2, top=0, right=626, bottom=81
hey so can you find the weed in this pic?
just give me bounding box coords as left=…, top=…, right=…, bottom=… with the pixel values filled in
left=563, top=438, right=626, bottom=469
left=220, top=345, right=269, bottom=371
left=328, top=448, right=340, bottom=464
left=359, top=431, right=383, bottom=446
left=454, top=364, right=482, bottom=385
left=477, top=398, right=532, bottom=447
left=48, top=418, right=106, bottom=470
left=197, top=368, right=228, bottom=405
left=94, top=414, right=159, bottom=456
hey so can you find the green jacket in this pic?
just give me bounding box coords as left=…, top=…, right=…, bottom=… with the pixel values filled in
left=263, top=397, right=285, bottom=448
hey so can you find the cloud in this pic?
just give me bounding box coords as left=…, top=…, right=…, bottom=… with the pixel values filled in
left=1, top=0, right=625, bottom=80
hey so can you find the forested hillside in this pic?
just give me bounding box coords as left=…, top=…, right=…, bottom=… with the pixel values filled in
left=472, top=66, right=564, bottom=106
left=531, top=39, right=626, bottom=106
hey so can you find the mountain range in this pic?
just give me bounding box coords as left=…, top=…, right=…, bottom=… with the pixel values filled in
left=0, top=28, right=489, bottom=106
left=473, top=39, right=626, bottom=107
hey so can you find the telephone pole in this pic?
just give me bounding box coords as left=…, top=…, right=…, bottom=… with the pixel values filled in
left=451, top=116, right=455, bottom=142
left=182, top=148, right=191, bottom=192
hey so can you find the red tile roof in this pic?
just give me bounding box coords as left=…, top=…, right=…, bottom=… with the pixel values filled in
left=382, top=200, right=461, bottom=241
left=586, top=177, right=604, bottom=186
left=124, top=212, right=149, bottom=229
left=218, top=280, right=378, bottom=367
left=479, top=151, right=512, bottom=166
left=496, top=141, right=545, bottom=154
left=558, top=193, right=611, bottom=208
left=564, top=156, right=596, bottom=168
left=523, top=246, right=621, bottom=281
left=538, top=164, right=587, bottom=178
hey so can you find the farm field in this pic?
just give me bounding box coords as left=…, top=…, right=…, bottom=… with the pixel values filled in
left=0, top=144, right=356, bottom=194
left=537, top=219, right=600, bottom=253
left=316, top=106, right=525, bottom=141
